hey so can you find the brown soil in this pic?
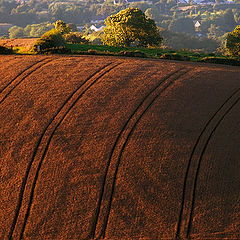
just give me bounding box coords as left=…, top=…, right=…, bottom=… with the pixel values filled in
left=0, top=55, right=239, bottom=240
left=0, top=38, right=38, bottom=51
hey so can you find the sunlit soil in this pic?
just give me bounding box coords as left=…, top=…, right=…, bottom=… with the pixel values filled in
left=0, top=38, right=37, bottom=52
left=0, top=55, right=239, bottom=239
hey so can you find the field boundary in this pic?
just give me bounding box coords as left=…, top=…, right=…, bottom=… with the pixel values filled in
left=8, top=61, right=122, bottom=240
left=175, top=87, right=240, bottom=239
left=91, top=67, right=192, bottom=239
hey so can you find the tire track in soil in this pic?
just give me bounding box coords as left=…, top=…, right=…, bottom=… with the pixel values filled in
left=91, top=67, right=192, bottom=239
left=175, top=87, right=240, bottom=240
left=8, top=61, right=122, bottom=240
left=0, top=58, right=50, bottom=104
left=0, top=59, right=47, bottom=90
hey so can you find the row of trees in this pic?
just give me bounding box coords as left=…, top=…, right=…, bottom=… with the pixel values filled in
left=103, top=8, right=239, bottom=56
left=8, top=22, right=53, bottom=38
left=0, top=0, right=239, bottom=54
left=34, top=9, right=239, bottom=57
left=6, top=7, right=237, bottom=38
left=0, top=0, right=100, bottom=26
left=32, top=20, right=88, bottom=52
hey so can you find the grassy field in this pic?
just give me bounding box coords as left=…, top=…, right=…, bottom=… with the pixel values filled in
left=0, top=38, right=239, bottom=66
left=66, top=43, right=240, bottom=65
left=67, top=43, right=211, bottom=59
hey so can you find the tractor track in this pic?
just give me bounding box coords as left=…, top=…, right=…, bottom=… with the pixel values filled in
left=91, top=67, right=192, bottom=239
left=0, top=58, right=51, bottom=104
left=8, top=61, right=122, bottom=240
left=175, top=87, right=240, bottom=239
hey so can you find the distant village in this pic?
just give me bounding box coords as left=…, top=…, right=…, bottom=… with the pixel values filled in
left=0, top=0, right=239, bottom=53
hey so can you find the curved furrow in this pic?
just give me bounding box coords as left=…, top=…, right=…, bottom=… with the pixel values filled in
left=7, top=61, right=116, bottom=239
left=0, top=58, right=50, bottom=104
left=186, top=95, right=240, bottom=238
left=0, top=58, right=47, bottom=93
left=91, top=67, right=192, bottom=239
left=9, top=61, right=122, bottom=240
left=175, top=87, right=240, bottom=239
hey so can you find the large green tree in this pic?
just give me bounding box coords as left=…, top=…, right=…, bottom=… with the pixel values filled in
left=102, top=8, right=163, bottom=47
left=54, top=20, right=70, bottom=34
left=226, top=25, right=240, bottom=57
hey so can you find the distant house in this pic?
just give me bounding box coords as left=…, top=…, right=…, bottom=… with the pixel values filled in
left=177, top=0, right=189, bottom=4
left=90, top=25, right=104, bottom=32
left=194, top=20, right=201, bottom=28
left=178, top=5, right=193, bottom=11
left=113, top=0, right=128, bottom=4
left=194, top=0, right=215, bottom=4
left=16, top=0, right=30, bottom=3
left=113, top=0, right=151, bottom=3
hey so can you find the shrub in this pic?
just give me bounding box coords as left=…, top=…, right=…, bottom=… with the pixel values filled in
left=33, top=29, right=66, bottom=53
left=39, top=46, right=71, bottom=54
left=160, top=53, right=190, bottom=61
left=225, top=25, right=240, bottom=57
left=92, top=37, right=102, bottom=45
left=8, top=26, right=25, bottom=39
left=54, top=20, right=71, bottom=34
left=76, top=49, right=108, bottom=55
left=118, top=51, right=147, bottom=58
left=64, top=32, right=89, bottom=44
left=87, top=49, right=99, bottom=55
left=160, top=29, right=219, bottom=52
left=200, top=57, right=240, bottom=66
left=0, top=45, right=13, bottom=54
left=192, top=52, right=202, bottom=57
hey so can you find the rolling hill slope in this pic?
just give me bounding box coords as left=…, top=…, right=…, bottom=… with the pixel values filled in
left=0, top=55, right=239, bottom=239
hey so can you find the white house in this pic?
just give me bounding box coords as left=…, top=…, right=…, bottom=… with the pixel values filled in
left=177, top=0, right=189, bottom=4
left=90, top=25, right=104, bottom=31
left=194, top=20, right=201, bottom=28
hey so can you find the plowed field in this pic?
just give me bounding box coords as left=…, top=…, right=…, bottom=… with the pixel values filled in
left=0, top=55, right=239, bottom=240
left=0, top=39, right=37, bottom=51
